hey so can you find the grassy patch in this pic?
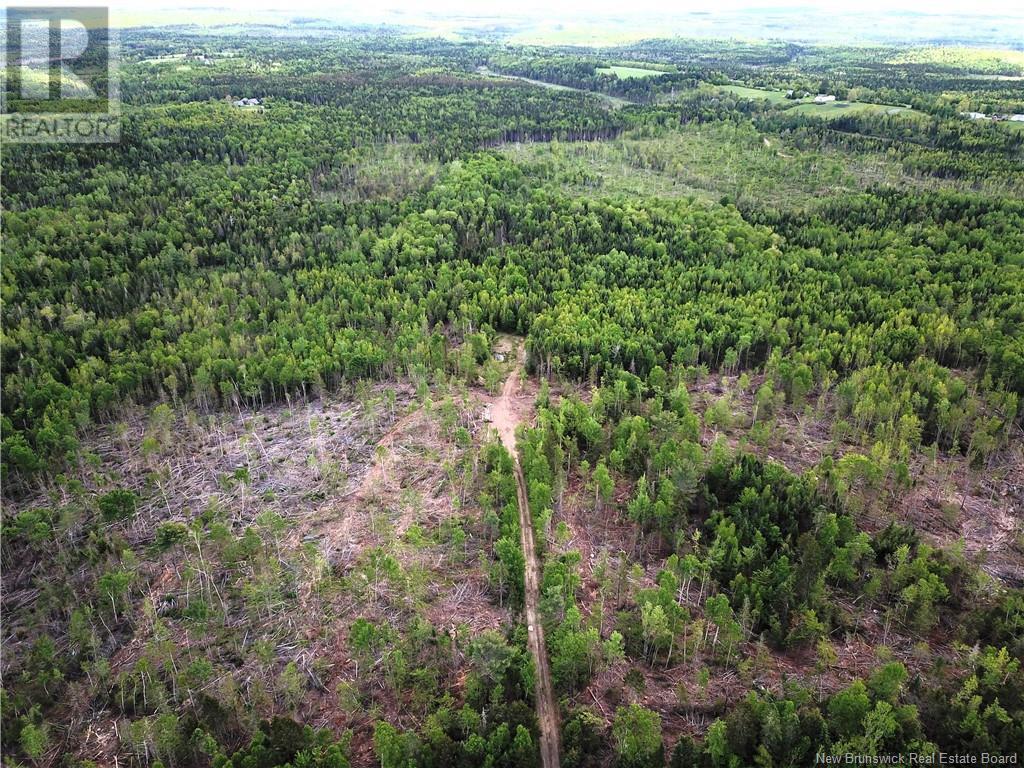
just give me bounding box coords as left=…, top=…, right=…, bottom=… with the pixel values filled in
left=785, top=100, right=926, bottom=119
left=597, top=65, right=668, bottom=79
left=716, top=84, right=795, bottom=104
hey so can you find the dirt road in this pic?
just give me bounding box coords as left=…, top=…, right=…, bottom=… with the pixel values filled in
left=477, top=66, right=630, bottom=110
left=491, top=348, right=561, bottom=768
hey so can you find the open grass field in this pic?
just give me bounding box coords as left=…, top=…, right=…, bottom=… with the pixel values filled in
left=785, top=100, right=926, bottom=119
left=597, top=65, right=668, bottom=79
left=711, top=85, right=927, bottom=119
left=715, top=83, right=795, bottom=103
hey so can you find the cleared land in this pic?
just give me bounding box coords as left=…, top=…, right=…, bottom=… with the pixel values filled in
left=785, top=100, right=926, bottom=119
left=499, top=123, right=949, bottom=209
left=716, top=83, right=795, bottom=103
left=597, top=65, right=668, bottom=79
left=3, top=379, right=523, bottom=764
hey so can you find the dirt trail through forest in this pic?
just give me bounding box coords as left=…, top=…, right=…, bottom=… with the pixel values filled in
left=492, top=346, right=561, bottom=768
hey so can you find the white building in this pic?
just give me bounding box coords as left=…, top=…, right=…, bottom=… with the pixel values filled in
left=960, top=111, right=988, bottom=120
left=1011, top=114, right=1024, bottom=122
left=813, top=94, right=836, bottom=104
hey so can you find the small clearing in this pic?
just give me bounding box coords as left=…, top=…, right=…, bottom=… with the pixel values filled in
left=597, top=65, right=667, bottom=79
left=716, top=83, right=794, bottom=104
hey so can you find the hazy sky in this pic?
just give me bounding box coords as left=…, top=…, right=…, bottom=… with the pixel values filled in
left=279, top=0, right=1022, bottom=12
left=12, top=0, right=1023, bottom=37
left=37, top=0, right=1024, bottom=16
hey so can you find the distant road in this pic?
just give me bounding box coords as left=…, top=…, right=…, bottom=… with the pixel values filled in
left=477, top=66, right=631, bottom=110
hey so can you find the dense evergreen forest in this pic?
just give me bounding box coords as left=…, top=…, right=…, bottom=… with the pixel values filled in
left=2, top=25, right=1022, bottom=768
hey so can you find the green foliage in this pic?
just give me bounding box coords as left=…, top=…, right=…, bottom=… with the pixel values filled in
left=213, top=717, right=351, bottom=768
left=3, top=27, right=1024, bottom=768
left=612, top=704, right=663, bottom=768
left=98, top=489, right=138, bottom=521
left=562, top=708, right=606, bottom=768
left=483, top=442, right=527, bottom=608
left=153, top=521, right=190, bottom=552
left=18, top=711, right=48, bottom=762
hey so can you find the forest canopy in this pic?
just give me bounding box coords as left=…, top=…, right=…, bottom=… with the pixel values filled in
left=1, top=24, right=1022, bottom=768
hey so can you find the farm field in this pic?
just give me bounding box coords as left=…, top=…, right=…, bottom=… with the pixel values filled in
left=715, top=83, right=796, bottom=103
